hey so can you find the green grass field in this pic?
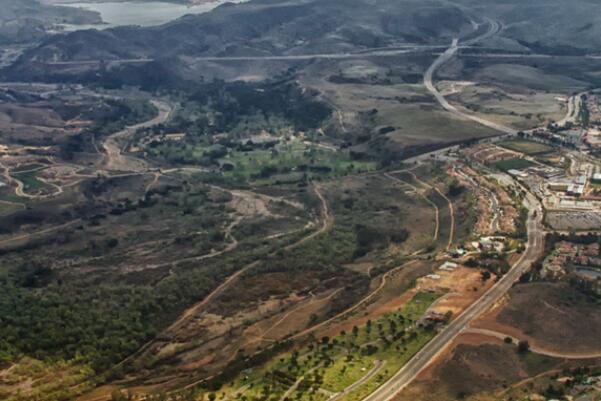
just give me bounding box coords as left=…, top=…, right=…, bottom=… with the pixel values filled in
left=498, top=140, right=554, bottom=156
left=492, top=158, right=535, bottom=172
left=217, top=291, right=442, bottom=401
left=151, top=138, right=377, bottom=185
left=12, top=171, right=51, bottom=192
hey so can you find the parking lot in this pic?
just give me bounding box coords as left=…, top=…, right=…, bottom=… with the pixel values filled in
left=546, top=211, right=601, bottom=230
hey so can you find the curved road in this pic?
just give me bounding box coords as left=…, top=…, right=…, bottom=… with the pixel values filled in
left=361, top=19, right=546, bottom=401
left=423, top=38, right=516, bottom=136
left=103, top=99, right=173, bottom=172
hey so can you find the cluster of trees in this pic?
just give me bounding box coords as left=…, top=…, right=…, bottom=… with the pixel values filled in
left=142, top=79, right=332, bottom=168
left=188, top=79, right=331, bottom=133
left=354, top=223, right=409, bottom=258
left=0, top=231, right=260, bottom=373
left=59, top=98, right=157, bottom=160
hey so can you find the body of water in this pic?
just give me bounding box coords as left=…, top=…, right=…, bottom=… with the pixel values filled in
left=49, top=1, right=245, bottom=29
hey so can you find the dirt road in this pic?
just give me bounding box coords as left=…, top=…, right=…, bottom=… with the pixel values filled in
left=362, top=192, right=543, bottom=401
left=291, top=260, right=420, bottom=340
left=0, top=219, right=81, bottom=247
left=464, top=328, right=601, bottom=359
left=360, top=19, right=546, bottom=401
left=384, top=172, right=440, bottom=242
left=103, top=99, right=173, bottom=172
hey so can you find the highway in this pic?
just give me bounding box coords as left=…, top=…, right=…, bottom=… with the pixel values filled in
left=362, top=19, right=545, bottom=401
left=363, top=193, right=544, bottom=401
left=423, top=38, right=517, bottom=136
left=405, top=20, right=518, bottom=165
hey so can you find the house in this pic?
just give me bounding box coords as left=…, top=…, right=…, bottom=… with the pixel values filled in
left=567, top=184, right=585, bottom=197
left=556, top=241, right=576, bottom=255
left=450, top=248, right=466, bottom=257
left=479, top=236, right=506, bottom=252
left=508, top=169, right=529, bottom=178
left=439, top=262, right=458, bottom=271
left=544, top=255, right=567, bottom=276
left=424, top=312, right=447, bottom=323
left=583, top=243, right=600, bottom=257
left=574, top=255, right=590, bottom=266
left=165, top=133, right=186, bottom=141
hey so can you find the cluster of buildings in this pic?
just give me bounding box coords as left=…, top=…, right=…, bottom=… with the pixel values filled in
left=469, top=236, right=506, bottom=253
left=543, top=241, right=601, bottom=278
left=506, top=157, right=601, bottom=213
left=548, top=175, right=587, bottom=197
left=423, top=262, right=459, bottom=282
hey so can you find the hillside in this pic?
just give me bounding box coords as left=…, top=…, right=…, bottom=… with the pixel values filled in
left=455, top=0, right=601, bottom=54
left=4, top=0, right=472, bottom=82
left=0, top=0, right=101, bottom=45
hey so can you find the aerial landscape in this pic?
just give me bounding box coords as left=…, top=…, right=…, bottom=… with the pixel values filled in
left=0, top=1, right=600, bottom=401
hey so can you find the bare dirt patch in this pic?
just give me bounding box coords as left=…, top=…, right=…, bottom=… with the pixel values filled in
left=395, top=341, right=563, bottom=401
left=418, top=266, right=495, bottom=317
left=474, top=282, right=601, bottom=354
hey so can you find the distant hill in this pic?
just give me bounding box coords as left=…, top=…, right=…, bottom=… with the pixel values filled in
left=4, top=0, right=472, bottom=82
left=455, top=0, right=601, bottom=55
left=0, top=0, right=101, bottom=45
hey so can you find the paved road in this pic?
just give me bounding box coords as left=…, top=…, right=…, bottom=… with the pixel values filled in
left=423, top=38, right=517, bottom=136
left=46, top=59, right=154, bottom=66
left=404, top=19, right=518, bottom=165
left=361, top=19, right=546, bottom=401
left=363, top=193, right=544, bottom=401
left=329, top=360, right=385, bottom=401
left=188, top=46, right=441, bottom=61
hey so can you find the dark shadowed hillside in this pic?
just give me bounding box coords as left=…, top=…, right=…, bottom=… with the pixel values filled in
left=455, top=0, right=601, bottom=54
left=4, top=0, right=472, bottom=82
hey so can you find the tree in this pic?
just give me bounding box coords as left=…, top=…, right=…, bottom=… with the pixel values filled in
left=481, top=270, right=492, bottom=282
left=517, top=340, right=530, bottom=354
left=448, top=180, right=465, bottom=197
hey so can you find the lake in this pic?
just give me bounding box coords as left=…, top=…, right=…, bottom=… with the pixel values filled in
left=48, top=1, right=246, bottom=29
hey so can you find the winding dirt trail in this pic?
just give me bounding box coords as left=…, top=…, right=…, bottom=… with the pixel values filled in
left=464, top=328, right=601, bottom=359
left=404, top=171, right=455, bottom=250
left=110, top=183, right=332, bottom=378
left=290, top=260, right=420, bottom=340
left=0, top=219, right=81, bottom=247
left=102, top=99, right=173, bottom=172
left=384, top=172, right=440, bottom=243
left=166, top=184, right=331, bottom=333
